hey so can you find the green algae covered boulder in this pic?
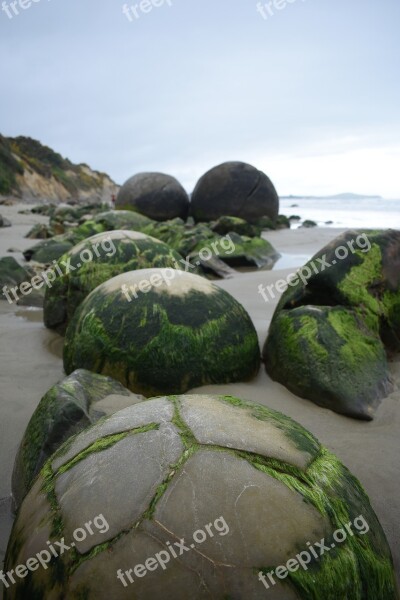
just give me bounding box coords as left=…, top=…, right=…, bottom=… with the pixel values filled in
left=43, top=230, right=186, bottom=334
left=0, top=257, right=45, bottom=306
left=63, top=269, right=260, bottom=396
left=143, top=218, right=280, bottom=270
left=23, top=234, right=76, bottom=263
left=50, top=203, right=109, bottom=225
left=11, top=369, right=142, bottom=511
left=0, top=257, right=35, bottom=293
left=143, top=217, right=213, bottom=257
left=210, top=215, right=263, bottom=237
left=74, top=210, right=154, bottom=240
left=4, top=394, right=398, bottom=599
left=23, top=211, right=155, bottom=264
left=25, top=223, right=54, bottom=239
left=263, top=229, right=400, bottom=420
left=189, top=231, right=280, bottom=269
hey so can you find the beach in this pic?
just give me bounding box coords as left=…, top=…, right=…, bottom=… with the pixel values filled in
left=0, top=202, right=399, bottom=591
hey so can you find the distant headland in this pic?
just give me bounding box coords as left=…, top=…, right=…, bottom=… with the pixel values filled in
left=281, top=193, right=383, bottom=200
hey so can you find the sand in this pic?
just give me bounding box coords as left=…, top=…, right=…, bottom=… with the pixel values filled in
left=0, top=203, right=398, bottom=591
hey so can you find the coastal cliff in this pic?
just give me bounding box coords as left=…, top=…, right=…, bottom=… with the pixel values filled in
left=0, top=134, right=118, bottom=203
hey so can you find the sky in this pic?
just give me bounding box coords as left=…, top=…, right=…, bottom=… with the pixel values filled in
left=1, top=0, right=399, bottom=197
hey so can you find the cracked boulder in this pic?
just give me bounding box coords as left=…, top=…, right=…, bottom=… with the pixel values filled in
left=63, top=269, right=260, bottom=396
left=116, top=172, right=190, bottom=221
left=44, top=230, right=185, bottom=334
left=4, top=394, right=398, bottom=600
left=11, top=369, right=142, bottom=511
left=190, top=161, right=279, bottom=224
left=263, top=229, right=400, bottom=420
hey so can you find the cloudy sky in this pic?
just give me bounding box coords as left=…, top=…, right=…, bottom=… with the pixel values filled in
left=1, top=0, right=399, bottom=197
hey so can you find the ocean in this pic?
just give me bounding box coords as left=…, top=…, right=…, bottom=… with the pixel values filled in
left=279, top=197, right=400, bottom=230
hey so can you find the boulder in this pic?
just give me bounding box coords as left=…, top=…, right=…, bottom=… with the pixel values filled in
left=23, top=235, right=75, bottom=263
left=64, top=269, right=260, bottom=396
left=301, top=220, right=317, bottom=228
left=210, top=215, right=262, bottom=237
left=0, top=214, right=11, bottom=227
left=0, top=257, right=46, bottom=306
left=116, top=172, right=189, bottom=221
left=44, top=230, right=186, bottom=334
left=11, top=369, right=142, bottom=510
left=5, top=395, right=398, bottom=599
left=143, top=219, right=280, bottom=271
left=25, top=224, right=54, bottom=239
left=262, top=229, right=400, bottom=419
left=190, top=162, right=279, bottom=224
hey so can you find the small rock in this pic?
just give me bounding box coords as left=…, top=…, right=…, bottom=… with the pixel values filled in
left=301, top=219, right=317, bottom=228
left=0, top=214, right=11, bottom=227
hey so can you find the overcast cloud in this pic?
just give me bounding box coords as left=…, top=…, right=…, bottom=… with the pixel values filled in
left=1, top=0, right=399, bottom=196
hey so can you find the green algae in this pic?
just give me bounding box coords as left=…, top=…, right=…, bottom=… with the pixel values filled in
left=218, top=395, right=320, bottom=460
left=56, top=424, right=159, bottom=475
left=253, top=448, right=398, bottom=600
left=40, top=462, right=64, bottom=539
left=326, top=309, right=385, bottom=371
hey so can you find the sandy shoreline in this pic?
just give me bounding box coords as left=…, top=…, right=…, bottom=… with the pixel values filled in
left=0, top=203, right=398, bottom=590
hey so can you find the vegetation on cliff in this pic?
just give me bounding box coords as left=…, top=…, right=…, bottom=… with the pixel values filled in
left=0, top=134, right=116, bottom=200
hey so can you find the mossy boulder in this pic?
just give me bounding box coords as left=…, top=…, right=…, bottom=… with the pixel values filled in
left=44, top=230, right=186, bottom=334
left=31, top=204, right=56, bottom=216
left=190, top=161, right=279, bottom=224
left=0, top=257, right=35, bottom=292
left=23, top=211, right=154, bottom=264
left=116, top=172, right=189, bottom=221
left=189, top=232, right=280, bottom=269
left=210, top=215, right=263, bottom=237
left=143, top=218, right=212, bottom=257
left=25, top=223, right=54, bottom=239
left=49, top=203, right=109, bottom=226
left=75, top=210, right=154, bottom=240
left=4, top=394, right=398, bottom=599
left=11, top=370, right=142, bottom=511
left=0, top=257, right=45, bottom=306
left=64, top=269, right=260, bottom=396
left=263, top=229, right=400, bottom=419
left=275, top=215, right=291, bottom=229
left=301, top=220, right=317, bottom=228
left=23, top=235, right=76, bottom=263
left=143, top=219, right=280, bottom=271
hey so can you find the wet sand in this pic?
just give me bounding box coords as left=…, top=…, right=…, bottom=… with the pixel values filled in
left=0, top=203, right=398, bottom=590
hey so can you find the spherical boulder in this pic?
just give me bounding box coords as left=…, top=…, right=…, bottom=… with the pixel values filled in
left=44, top=230, right=185, bottom=334
left=190, top=161, right=279, bottom=224
left=63, top=269, right=260, bottom=396
left=116, top=172, right=189, bottom=221
left=4, top=395, right=398, bottom=599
